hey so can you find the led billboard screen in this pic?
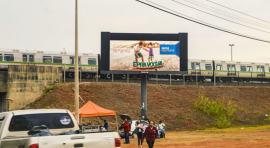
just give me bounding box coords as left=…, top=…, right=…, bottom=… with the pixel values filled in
left=101, top=32, right=188, bottom=74
left=110, top=40, right=180, bottom=71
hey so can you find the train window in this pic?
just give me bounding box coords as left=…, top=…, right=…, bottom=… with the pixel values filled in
left=70, top=57, right=74, bottom=64
left=23, top=55, right=34, bottom=62
left=257, top=66, right=264, bottom=72
left=69, top=57, right=81, bottom=65
left=191, top=63, right=200, bottom=70
left=43, top=56, right=52, bottom=63
left=227, top=64, right=235, bottom=71
left=70, top=57, right=81, bottom=64
left=195, top=63, right=200, bottom=69
left=88, top=58, right=96, bottom=65
left=29, top=55, right=34, bottom=62
left=216, top=65, right=222, bottom=70
left=4, top=54, right=14, bottom=61
left=205, top=64, right=212, bottom=70
left=191, top=63, right=195, bottom=69
left=23, top=55, right=27, bottom=62
left=0, top=54, right=2, bottom=61
left=53, top=56, right=62, bottom=64
left=240, top=66, right=246, bottom=71
left=247, top=66, right=253, bottom=72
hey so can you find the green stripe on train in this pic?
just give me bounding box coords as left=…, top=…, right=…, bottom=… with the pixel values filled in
left=0, top=61, right=97, bottom=67
left=188, top=69, right=269, bottom=74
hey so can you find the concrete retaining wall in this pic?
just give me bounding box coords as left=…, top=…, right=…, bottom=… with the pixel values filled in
left=6, top=65, right=62, bottom=110
left=0, top=71, right=7, bottom=92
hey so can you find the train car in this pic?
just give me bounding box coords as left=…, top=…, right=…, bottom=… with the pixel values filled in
left=0, top=49, right=99, bottom=78
left=214, top=60, right=270, bottom=82
left=167, top=59, right=214, bottom=82
left=186, top=59, right=213, bottom=82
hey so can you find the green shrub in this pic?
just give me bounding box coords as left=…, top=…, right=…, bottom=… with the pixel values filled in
left=45, top=86, right=54, bottom=93
left=45, top=106, right=50, bottom=109
left=194, top=90, right=237, bottom=129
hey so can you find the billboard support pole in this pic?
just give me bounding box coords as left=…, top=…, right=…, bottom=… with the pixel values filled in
left=112, top=74, right=114, bottom=82
left=141, top=73, right=147, bottom=119
left=127, top=74, right=129, bottom=83
left=156, top=74, right=158, bottom=84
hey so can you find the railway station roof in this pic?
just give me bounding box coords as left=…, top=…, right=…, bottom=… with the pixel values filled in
left=72, top=100, right=116, bottom=117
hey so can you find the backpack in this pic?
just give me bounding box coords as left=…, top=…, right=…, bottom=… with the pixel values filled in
left=160, top=132, right=165, bottom=138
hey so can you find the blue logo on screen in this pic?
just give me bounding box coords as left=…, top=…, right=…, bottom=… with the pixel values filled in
left=160, top=42, right=180, bottom=57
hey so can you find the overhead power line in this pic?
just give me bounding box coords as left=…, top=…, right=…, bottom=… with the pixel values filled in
left=206, top=0, right=270, bottom=24
left=181, top=0, right=270, bottom=30
left=172, top=0, right=270, bottom=34
left=135, top=0, right=270, bottom=43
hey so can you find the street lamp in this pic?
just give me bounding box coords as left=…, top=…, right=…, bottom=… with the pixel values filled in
left=74, top=0, right=79, bottom=124
left=229, top=44, right=234, bottom=61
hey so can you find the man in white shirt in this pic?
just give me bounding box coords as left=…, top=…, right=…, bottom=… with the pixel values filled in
left=158, top=120, right=165, bottom=138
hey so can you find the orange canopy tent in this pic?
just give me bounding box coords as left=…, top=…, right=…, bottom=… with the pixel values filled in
left=72, top=100, right=116, bottom=117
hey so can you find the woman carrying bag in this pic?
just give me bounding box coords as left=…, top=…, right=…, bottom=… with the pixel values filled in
left=136, top=120, right=143, bottom=147
left=142, top=121, right=158, bottom=148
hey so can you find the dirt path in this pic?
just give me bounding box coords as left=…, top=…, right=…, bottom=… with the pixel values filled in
left=121, top=127, right=270, bottom=148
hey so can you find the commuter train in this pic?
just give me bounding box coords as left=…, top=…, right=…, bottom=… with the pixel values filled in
left=0, top=49, right=269, bottom=82
left=0, top=49, right=99, bottom=79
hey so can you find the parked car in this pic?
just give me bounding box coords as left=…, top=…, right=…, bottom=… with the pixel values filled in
left=0, top=109, right=121, bottom=148
left=118, top=114, right=149, bottom=138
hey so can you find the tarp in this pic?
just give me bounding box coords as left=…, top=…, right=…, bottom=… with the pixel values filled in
left=72, top=100, right=116, bottom=117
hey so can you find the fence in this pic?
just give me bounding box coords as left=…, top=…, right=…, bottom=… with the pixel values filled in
left=64, top=72, right=270, bottom=87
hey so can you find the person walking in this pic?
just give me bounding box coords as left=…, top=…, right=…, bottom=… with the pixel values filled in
left=136, top=120, right=143, bottom=147
left=122, top=118, right=130, bottom=144
left=142, top=121, right=158, bottom=148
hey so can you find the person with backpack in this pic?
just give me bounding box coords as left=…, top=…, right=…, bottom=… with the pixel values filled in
left=122, top=118, right=130, bottom=144
left=142, top=121, right=158, bottom=148
left=158, top=121, right=165, bottom=138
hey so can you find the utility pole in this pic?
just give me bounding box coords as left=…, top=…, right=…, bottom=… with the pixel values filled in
left=74, top=0, right=79, bottom=124
left=229, top=44, right=234, bottom=61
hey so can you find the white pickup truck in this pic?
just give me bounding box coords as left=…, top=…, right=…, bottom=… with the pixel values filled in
left=0, top=109, right=121, bottom=148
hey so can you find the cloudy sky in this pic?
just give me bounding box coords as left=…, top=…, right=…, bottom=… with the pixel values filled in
left=1, top=0, right=270, bottom=63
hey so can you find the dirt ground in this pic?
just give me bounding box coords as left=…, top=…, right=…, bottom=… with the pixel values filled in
left=121, top=126, right=270, bottom=148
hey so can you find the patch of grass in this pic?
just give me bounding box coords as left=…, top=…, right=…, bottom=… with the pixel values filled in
left=45, top=106, right=50, bottom=109
left=194, top=90, right=237, bottom=129
left=176, top=113, right=186, bottom=119
left=35, top=98, right=42, bottom=103
left=203, top=125, right=270, bottom=133
left=45, top=85, right=54, bottom=92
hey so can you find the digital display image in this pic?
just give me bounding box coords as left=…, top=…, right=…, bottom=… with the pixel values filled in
left=110, top=40, right=180, bottom=71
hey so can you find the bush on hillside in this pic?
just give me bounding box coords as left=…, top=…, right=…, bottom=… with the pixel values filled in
left=194, top=90, right=237, bottom=128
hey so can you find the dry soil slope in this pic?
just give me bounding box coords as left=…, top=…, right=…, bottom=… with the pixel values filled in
left=28, top=82, right=270, bottom=130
